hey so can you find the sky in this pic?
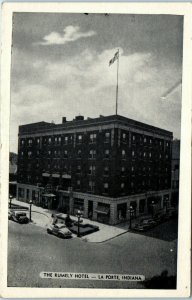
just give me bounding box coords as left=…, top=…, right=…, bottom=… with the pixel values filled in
left=10, top=13, right=183, bottom=153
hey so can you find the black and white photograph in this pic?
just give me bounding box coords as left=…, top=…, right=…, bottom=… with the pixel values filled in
left=1, top=2, right=191, bottom=298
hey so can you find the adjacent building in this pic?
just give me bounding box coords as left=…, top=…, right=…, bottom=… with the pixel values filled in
left=171, top=139, right=180, bottom=207
left=17, top=114, right=173, bottom=224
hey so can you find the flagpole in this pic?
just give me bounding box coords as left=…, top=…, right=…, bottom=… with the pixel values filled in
left=116, top=49, right=119, bottom=115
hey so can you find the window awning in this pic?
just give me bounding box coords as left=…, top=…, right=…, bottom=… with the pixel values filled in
left=52, top=173, right=60, bottom=178
left=42, top=193, right=56, bottom=197
left=95, top=206, right=110, bottom=215
left=62, top=174, right=71, bottom=179
left=42, top=173, right=50, bottom=177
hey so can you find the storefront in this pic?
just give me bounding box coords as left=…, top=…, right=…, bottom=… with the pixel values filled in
left=95, top=203, right=110, bottom=224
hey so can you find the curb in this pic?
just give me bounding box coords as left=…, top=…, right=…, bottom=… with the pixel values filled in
left=82, top=230, right=128, bottom=243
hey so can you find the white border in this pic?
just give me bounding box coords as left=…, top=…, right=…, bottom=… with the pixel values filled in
left=1, top=2, right=191, bottom=298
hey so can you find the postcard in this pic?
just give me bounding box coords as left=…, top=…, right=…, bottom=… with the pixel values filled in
left=0, top=2, right=191, bottom=298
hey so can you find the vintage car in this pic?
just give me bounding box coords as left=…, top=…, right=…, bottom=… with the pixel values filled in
left=47, top=223, right=72, bottom=239
left=9, top=210, right=29, bottom=224
left=133, top=218, right=157, bottom=231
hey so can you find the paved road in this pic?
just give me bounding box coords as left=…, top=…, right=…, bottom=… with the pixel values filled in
left=8, top=221, right=177, bottom=288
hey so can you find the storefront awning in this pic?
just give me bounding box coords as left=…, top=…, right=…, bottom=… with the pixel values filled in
left=62, top=174, right=71, bottom=179
left=42, top=173, right=50, bottom=177
left=42, top=193, right=56, bottom=197
left=52, top=173, right=60, bottom=178
left=95, top=206, right=109, bottom=215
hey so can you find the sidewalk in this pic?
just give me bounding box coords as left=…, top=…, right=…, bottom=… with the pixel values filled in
left=10, top=198, right=128, bottom=243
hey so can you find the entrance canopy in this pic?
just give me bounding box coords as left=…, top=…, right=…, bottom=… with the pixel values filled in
left=95, top=205, right=109, bottom=215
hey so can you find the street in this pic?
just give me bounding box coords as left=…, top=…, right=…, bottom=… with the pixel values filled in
left=8, top=220, right=177, bottom=288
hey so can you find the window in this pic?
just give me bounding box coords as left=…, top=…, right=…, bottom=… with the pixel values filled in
left=132, top=135, right=135, bottom=141
left=21, top=151, right=24, bottom=157
left=77, top=135, right=83, bottom=144
left=32, top=190, right=36, bottom=201
left=104, top=182, right=109, bottom=193
left=88, top=181, right=95, bottom=192
left=77, top=149, right=82, bottom=158
left=90, top=133, right=97, bottom=143
left=58, top=137, right=61, bottom=143
left=149, top=152, right=152, bottom=158
left=122, top=150, right=126, bottom=159
left=104, top=132, right=110, bottom=143
left=28, top=139, right=33, bottom=146
left=64, top=136, right=68, bottom=144
left=121, top=166, right=125, bottom=175
left=21, top=140, right=25, bottom=145
left=54, top=150, right=57, bottom=157
left=26, top=189, right=30, bottom=200
left=48, top=137, right=52, bottom=144
left=37, top=150, right=40, bottom=156
left=132, top=150, right=135, bottom=157
left=37, top=138, right=40, bottom=144
left=150, top=139, right=152, bottom=144
left=144, top=137, right=147, bottom=143
left=159, top=154, right=162, bottom=159
left=165, top=154, right=168, bottom=159
left=121, top=183, right=125, bottom=189
left=89, top=165, right=96, bottom=175
left=131, top=166, right=134, bottom=172
left=122, top=133, right=126, bottom=142
left=77, top=180, right=81, bottom=188
left=64, top=150, right=68, bottom=158
left=28, top=151, right=32, bottom=158
left=143, top=152, right=146, bottom=158
left=89, top=150, right=96, bottom=159
left=131, top=182, right=134, bottom=188
left=54, top=137, right=58, bottom=143
left=77, top=165, right=81, bottom=174
left=48, top=150, right=51, bottom=156
left=105, top=149, right=110, bottom=159
left=166, top=142, right=169, bottom=147
left=104, top=166, right=109, bottom=176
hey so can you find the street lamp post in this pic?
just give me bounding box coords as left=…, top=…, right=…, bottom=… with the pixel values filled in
left=9, top=195, right=14, bottom=208
left=128, top=205, right=134, bottom=230
left=151, top=200, right=155, bottom=218
left=76, top=210, right=83, bottom=237
left=29, top=200, right=33, bottom=222
left=164, top=196, right=169, bottom=213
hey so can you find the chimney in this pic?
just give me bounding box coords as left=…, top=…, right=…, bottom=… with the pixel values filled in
left=62, top=117, right=67, bottom=123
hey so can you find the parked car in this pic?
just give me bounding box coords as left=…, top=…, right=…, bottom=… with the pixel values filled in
left=133, top=218, right=157, bottom=231
left=153, top=212, right=167, bottom=224
left=47, top=223, right=72, bottom=239
left=9, top=210, right=29, bottom=224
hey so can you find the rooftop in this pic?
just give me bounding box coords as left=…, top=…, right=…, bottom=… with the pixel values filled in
left=19, top=114, right=173, bottom=137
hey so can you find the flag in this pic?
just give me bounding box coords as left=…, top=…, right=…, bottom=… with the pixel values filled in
left=109, top=51, right=119, bottom=66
